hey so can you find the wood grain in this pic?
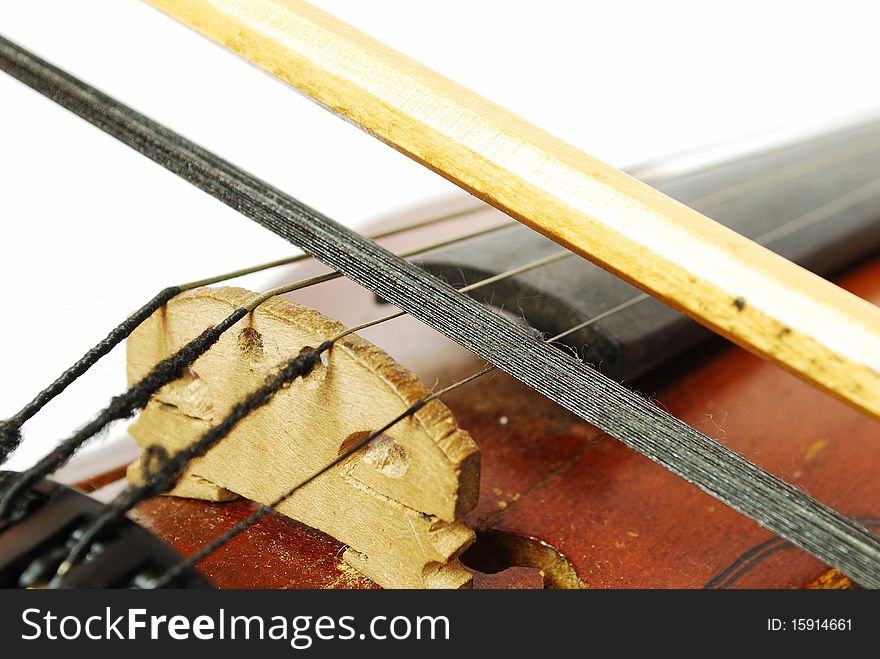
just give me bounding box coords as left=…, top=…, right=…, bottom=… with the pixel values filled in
left=144, top=0, right=880, bottom=419
left=126, top=286, right=479, bottom=588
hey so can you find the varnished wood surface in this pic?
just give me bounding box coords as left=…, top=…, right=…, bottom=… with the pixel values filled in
left=131, top=253, right=880, bottom=589
left=144, top=0, right=880, bottom=419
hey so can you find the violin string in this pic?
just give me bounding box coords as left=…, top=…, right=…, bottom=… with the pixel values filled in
left=4, top=37, right=880, bottom=587
left=47, top=250, right=572, bottom=582
left=0, top=286, right=180, bottom=466
left=703, top=517, right=880, bottom=589
left=0, top=220, right=513, bottom=518
left=0, top=307, right=249, bottom=522
left=232, top=218, right=523, bottom=314
left=681, top=130, right=880, bottom=211
left=182, top=203, right=500, bottom=290
left=0, top=204, right=504, bottom=466
left=750, top=176, right=880, bottom=246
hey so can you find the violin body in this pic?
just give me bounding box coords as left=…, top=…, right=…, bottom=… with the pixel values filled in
left=2, top=1, right=880, bottom=592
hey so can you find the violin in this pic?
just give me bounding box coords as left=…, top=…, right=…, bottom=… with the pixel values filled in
left=0, top=0, right=879, bottom=590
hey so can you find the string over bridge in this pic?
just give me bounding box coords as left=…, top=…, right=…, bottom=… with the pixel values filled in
left=126, top=286, right=480, bottom=589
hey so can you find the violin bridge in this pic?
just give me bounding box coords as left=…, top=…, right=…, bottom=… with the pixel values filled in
left=125, top=286, right=480, bottom=589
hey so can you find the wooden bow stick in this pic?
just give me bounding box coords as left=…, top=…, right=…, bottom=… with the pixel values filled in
left=147, top=0, right=880, bottom=419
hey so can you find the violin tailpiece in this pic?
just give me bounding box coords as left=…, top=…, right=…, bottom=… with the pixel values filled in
left=125, top=286, right=480, bottom=589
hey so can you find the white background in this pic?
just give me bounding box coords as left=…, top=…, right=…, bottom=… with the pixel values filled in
left=1, top=0, right=880, bottom=470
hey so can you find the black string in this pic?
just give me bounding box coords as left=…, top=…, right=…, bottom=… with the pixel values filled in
left=0, top=286, right=181, bottom=465
left=0, top=306, right=249, bottom=521
left=141, top=444, right=171, bottom=481
left=50, top=340, right=334, bottom=584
